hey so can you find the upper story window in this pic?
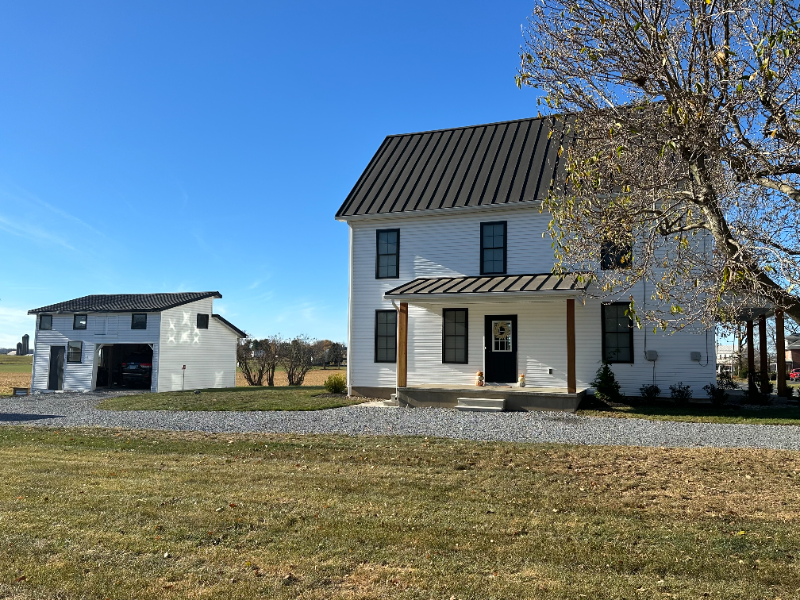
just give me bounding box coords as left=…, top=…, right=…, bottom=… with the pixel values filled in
left=39, top=315, right=52, bottom=330
left=602, top=303, right=634, bottom=363
left=131, top=314, right=147, bottom=330
left=376, top=229, right=400, bottom=279
left=480, top=222, right=506, bottom=275
left=197, top=314, right=209, bottom=329
left=601, top=239, right=632, bottom=270
left=73, top=314, right=87, bottom=330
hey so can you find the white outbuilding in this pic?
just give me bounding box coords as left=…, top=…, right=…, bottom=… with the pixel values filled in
left=27, top=292, right=245, bottom=393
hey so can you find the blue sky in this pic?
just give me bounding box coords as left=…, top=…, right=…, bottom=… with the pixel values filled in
left=0, top=0, right=540, bottom=347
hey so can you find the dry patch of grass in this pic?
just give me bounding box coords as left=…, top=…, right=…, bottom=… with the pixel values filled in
left=0, top=372, right=31, bottom=396
left=235, top=369, right=345, bottom=387
left=0, top=428, right=799, bottom=599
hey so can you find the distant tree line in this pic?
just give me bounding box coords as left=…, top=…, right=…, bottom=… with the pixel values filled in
left=236, top=335, right=346, bottom=386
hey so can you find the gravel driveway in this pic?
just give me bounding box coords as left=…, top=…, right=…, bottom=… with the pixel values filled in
left=1, top=391, right=799, bottom=450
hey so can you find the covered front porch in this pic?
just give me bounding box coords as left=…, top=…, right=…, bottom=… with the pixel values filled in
left=386, top=273, right=592, bottom=412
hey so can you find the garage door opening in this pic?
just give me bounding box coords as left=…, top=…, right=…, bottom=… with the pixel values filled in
left=96, top=344, right=153, bottom=390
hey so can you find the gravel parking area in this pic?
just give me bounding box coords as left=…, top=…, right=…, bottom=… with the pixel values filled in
left=1, top=391, right=800, bottom=450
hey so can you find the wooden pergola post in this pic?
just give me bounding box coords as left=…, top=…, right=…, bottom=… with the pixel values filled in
left=746, top=319, right=755, bottom=393
left=776, top=310, right=787, bottom=397
left=397, top=302, right=408, bottom=388
left=566, top=299, right=576, bottom=394
left=759, top=314, right=769, bottom=393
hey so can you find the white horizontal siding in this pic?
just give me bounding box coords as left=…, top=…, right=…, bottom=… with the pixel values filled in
left=31, top=312, right=161, bottom=392
left=348, top=206, right=716, bottom=395
left=158, top=298, right=238, bottom=391
left=349, top=207, right=556, bottom=389
left=406, top=299, right=714, bottom=395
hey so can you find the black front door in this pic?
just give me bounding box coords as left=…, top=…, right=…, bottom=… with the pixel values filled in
left=48, top=346, right=65, bottom=391
left=484, top=315, right=517, bottom=383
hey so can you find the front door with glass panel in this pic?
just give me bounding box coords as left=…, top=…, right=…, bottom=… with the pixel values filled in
left=484, top=315, right=517, bottom=383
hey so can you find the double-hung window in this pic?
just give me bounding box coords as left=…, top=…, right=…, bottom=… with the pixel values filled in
left=601, top=303, right=634, bottom=363
left=442, top=309, right=468, bottom=364
left=480, top=222, right=506, bottom=275
left=600, top=239, right=632, bottom=270
left=67, top=341, right=83, bottom=363
left=375, top=310, right=397, bottom=363
left=376, top=229, right=400, bottom=279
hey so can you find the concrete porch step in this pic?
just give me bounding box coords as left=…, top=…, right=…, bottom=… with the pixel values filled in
left=455, top=397, right=506, bottom=412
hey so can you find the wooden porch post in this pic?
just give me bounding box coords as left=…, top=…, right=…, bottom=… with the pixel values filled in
left=746, top=319, right=755, bottom=393
left=776, top=310, right=787, bottom=397
left=759, top=314, right=769, bottom=393
left=397, top=302, right=408, bottom=388
left=566, top=299, right=576, bottom=394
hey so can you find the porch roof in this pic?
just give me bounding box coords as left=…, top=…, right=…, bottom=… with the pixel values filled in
left=384, top=273, right=588, bottom=301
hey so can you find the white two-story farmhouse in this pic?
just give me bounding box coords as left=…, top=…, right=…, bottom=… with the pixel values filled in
left=27, top=292, right=245, bottom=393
left=336, top=116, right=716, bottom=410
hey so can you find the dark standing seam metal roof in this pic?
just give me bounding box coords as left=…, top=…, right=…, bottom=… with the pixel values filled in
left=28, top=292, right=223, bottom=314
left=384, top=273, right=588, bottom=298
left=336, top=115, right=573, bottom=218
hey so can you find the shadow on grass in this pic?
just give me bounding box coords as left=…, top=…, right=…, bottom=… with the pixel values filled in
left=577, top=395, right=800, bottom=425
left=0, top=413, right=64, bottom=422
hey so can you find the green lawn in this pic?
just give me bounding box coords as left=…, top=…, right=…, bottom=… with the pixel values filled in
left=0, top=355, right=33, bottom=373
left=0, top=428, right=799, bottom=599
left=578, top=399, right=800, bottom=425
left=97, top=386, right=364, bottom=411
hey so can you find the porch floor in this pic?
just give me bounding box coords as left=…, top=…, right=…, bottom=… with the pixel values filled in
left=398, top=384, right=587, bottom=412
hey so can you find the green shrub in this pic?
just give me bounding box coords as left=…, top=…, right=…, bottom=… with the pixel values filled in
left=742, top=386, right=772, bottom=405
left=703, top=383, right=729, bottom=407
left=669, top=382, right=693, bottom=404
left=639, top=384, right=661, bottom=399
left=716, top=372, right=739, bottom=390
left=323, top=373, right=348, bottom=394
left=591, top=363, right=622, bottom=403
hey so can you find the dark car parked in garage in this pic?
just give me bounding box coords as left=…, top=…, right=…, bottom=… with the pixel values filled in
left=121, top=361, right=152, bottom=388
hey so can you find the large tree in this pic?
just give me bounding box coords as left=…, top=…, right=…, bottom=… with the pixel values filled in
left=517, top=0, right=800, bottom=329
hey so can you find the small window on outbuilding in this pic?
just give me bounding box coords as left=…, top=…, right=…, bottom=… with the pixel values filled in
left=40, top=315, right=52, bottom=330
left=67, top=341, right=83, bottom=363
left=197, top=314, right=209, bottom=329
left=131, top=314, right=147, bottom=330
left=73, top=314, right=87, bottom=330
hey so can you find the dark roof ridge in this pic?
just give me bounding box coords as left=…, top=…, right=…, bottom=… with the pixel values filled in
left=28, top=292, right=223, bottom=315
left=383, top=113, right=569, bottom=139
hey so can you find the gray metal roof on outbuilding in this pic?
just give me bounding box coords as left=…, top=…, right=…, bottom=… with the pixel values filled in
left=28, top=292, right=223, bottom=314
left=336, top=115, right=573, bottom=219
left=384, top=273, right=588, bottom=299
